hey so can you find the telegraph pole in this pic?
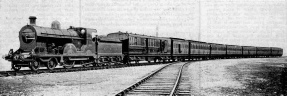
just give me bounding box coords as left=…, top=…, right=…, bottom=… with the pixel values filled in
left=198, top=0, right=201, bottom=41
left=79, top=0, right=82, bottom=27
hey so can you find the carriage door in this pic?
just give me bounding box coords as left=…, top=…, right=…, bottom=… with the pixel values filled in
left=178, top=44, right=181, bottom=53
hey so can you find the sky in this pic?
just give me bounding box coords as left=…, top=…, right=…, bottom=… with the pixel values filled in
left=0, top=0, right=286, bottom=67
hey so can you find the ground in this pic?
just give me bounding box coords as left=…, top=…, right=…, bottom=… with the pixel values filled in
left=189, top=57, right=287, bottom=96
left=0, top=57, right=287, bottom=96
left=0, top=64, right=165, bottom=96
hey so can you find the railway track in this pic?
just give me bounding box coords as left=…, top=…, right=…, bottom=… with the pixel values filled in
left=115, top=62, right=191, bottom=96
left=0, top=62, right=165, bottom=77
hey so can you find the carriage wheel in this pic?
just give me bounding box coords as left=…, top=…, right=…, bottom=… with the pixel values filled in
left=11, top=62, right=21, bottom=71
left=63, top=59, right=75, bottom=69
left=92, top=59, right=99, bottom=67
left=46, top=59, right=56, bottom=70
left=29, top=61, right=40, bottom=71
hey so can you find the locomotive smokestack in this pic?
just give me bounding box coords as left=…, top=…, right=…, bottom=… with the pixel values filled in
left=29, top=16, right=37, bottom=25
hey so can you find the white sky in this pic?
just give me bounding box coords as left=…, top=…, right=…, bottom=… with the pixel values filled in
left=0, top=0, right=286, bottom=61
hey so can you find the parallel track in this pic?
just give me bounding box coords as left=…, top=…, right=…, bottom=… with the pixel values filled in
left=0, top=62, right=165, bottom=77
left=115, top=62, right=191, bottom=96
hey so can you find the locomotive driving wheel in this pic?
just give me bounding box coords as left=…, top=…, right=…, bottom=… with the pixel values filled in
left=63, top=59, right=75, bottom=69
left=29, top=61, right=40, bottom=71
left=46, top=59, right=56, bottom=70
left=11, top=62, right=21, bottom=71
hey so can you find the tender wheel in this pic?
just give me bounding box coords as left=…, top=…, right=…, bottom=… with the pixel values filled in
left=46, top=59, right=56, bottom=70
left=29, top=61, right=40, bottom=71
left=92, top=59, right=98, bottom=67
left=11, top=62, right=21, bottom=71
left=63, top=59, right=75, bottom=69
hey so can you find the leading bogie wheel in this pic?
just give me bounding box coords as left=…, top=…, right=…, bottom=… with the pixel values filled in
left=11, top=62, right=21, bottom=71
left=46, top=59, right=56, bottom=70
left=29, top=61, right=40, bottom=71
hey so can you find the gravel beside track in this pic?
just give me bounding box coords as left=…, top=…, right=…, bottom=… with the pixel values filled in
left=189, top=57, right=287, bottom=95
left=0, top=64, right=166, bottom=96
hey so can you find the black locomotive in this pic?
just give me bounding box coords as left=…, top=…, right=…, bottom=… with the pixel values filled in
left=3, top=16, right=283, bottom=71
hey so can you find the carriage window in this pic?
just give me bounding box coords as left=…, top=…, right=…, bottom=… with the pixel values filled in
left=132, top=37, right=135, bottom=45
left=134, top=37, right=137, bottom=45
left=151, top=39, right=153, bottom=46
left=129, top=37, right=132, bottom=45
left=155, top=40, right=157, bottom=46
left=154, top=40, right=156, bottom=47
left=141, top=38, right=145, bottom=46
left=151, top=39, right=153, bottom=47
left=148, top=39, right=151, bottom=46
left=154, top=39, right=156, bottom=47
left=138, top=37, right=141, bottom=45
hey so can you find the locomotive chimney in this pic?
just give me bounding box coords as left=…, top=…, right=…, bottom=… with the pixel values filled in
left=29, top=16, right=37, bottom=25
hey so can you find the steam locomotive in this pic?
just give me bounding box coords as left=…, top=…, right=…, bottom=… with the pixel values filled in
left=3, top=16, right=283, bottom=71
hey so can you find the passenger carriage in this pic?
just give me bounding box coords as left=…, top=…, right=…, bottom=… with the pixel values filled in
left=256, top=47, right=271, bottom=57
left=242, top=46, right=257, bottom=58
left=189, top=40, right=210, bottom=60
left=226, top=45, right=242, bottom=58
left=106, top=32, right=172, bottom=63
left=271, top=47, right=283, bottom=57
left=210, top=43, right=227, bottom=59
